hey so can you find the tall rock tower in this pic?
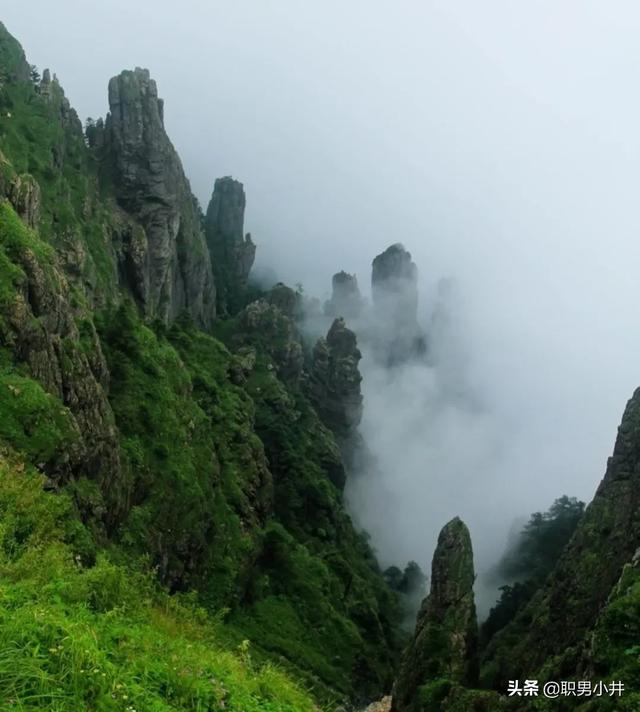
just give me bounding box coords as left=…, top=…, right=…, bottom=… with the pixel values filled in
left=371, top=243, right=424, bottom=364
left=105, top=68, right=216, bottom=327
left=205, top=176, right=256, bottom=315
left=392, top=517, right=479, bottom=711
left=325, top=271, right=364, bottom=320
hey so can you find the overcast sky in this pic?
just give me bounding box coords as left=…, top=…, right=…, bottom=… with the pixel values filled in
left=5, top=1, right=640, bottom=597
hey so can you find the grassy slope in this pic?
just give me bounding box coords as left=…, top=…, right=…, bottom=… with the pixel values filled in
left=0, top=451, right=317, bottom=711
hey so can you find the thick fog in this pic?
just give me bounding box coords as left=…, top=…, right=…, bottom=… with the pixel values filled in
left=6, top=2, right=640, bottom=612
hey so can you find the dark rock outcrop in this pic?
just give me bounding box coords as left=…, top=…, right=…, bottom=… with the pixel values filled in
left=236, top=299, right=303, bottom=383
left=105, top=68, right=215, bottom=328
left=309, top=318, right=363, bottom=458
left=205, top=176, right=256, bottom=315
left=0, top=194, right=124, bottom=524
left=266, top=282, right=299, bottom=320
left=7, top=172, right=40, bottom=229
left=324, top=271, right=364, bottom=320
left=371, top=243, right=425, bottom=364
left=392, top=517, right=478, bottom=711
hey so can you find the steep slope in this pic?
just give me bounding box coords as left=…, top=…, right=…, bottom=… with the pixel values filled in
left=104, top=68, right=216, bottom=328
left=392, top=518, right=479, bottom=712
left=0, top=450, right=317, bottom=711
left=482, top=388, right=640, bottom=689
left=0, top=22, right=403, bottom=707
left=205, top=176, right=255, bottom=316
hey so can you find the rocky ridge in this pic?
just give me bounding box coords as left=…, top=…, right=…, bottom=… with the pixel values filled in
left=105, top=68, right=216, bottom=327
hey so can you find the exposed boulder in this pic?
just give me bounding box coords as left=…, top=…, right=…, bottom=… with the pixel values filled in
left=105, top=68, right=215, bottom=328
left=392, top=517, right=478, bottom=711
left=205, top=176, right=256, bottom=315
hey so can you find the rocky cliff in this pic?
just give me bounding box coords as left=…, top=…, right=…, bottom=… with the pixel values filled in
left=205, top=176, right=256, bottom=315
left=371, top=243, right=425, bottom=364
left=325, top=270, right=364, bottom=320
left=309, top=317, right=363, bottom=464
left=105, top=68, right=215, bottom=327
left=392, top=517, right=479, bottom=711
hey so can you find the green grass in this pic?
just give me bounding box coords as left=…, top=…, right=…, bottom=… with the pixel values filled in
left=0, top=451, right=318, bottom=711
left=0, top=22, right=120, bottom=301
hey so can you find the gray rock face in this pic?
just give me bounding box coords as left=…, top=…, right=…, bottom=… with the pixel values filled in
left=309, top=318, right=363, bottom=454
left=105, top=68, right=215, bottom=328
left=237, top=299, right=303, bottom=383
left=1, top=189, right=123, bottom=525
left=205, top=177, right=256, bottom=315
left=392, top=517, right=478, bottom=711
left=266, top=283, right=299, bottom=320
left=324, top=271, right=364, bottom=320
left=8, top=173, right=40, bottom=229
left=371, top=243, right=424, bottom=364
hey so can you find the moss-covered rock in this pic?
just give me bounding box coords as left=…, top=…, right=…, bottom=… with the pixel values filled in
left=393, top=518, right=479, bottom=711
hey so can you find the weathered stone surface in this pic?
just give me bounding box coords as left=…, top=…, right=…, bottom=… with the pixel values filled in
left=205, top=176, right=256, bottom=315
left=392, top=517, right=478, bottom=711
left=371, top=244, right=425, bottom=365
left=1, top=200, right=124, bottom=523
left=236, top=299, right=303, bottom=383
left=8, top=173, right=40, bottom=229
left=266, top=282, right=299, bottom=320
left=363, top=697, right=392, bottom=712
left=309, top=317, right=363, bottom=455
left=325, top=271, right=364, bottom=320
left=105, top=68, right=215, bottom=328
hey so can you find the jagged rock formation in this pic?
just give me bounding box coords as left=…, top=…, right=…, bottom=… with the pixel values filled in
left=325, top=271, right=364, bottom=319
left=0, top=189, right=123, bottom=523
left=105, top=68, right=215, bottom=327
left=236, top=299, right=304, bottom=383
left=483, top=387, right=640, bottom=686
left=0, top=22, right=403, bottom=706
left=392, top=517, right=478, bottom=711
left=309, top=317, right=363, bottom=461
left=205, top=176, right=256, bottom=315
left=370, top=243, right=425, bottom=364
left=266, top=282, right=299, bottom=319
left=7, top=172, right=40, bottom=228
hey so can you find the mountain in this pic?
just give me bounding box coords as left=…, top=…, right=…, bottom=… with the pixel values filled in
left=1, top=19, right=639, bottom=712
left=0, top=22, right=403, bottom=709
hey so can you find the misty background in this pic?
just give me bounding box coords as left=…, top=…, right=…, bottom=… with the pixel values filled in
left=6, top=1, right=640, bottom=613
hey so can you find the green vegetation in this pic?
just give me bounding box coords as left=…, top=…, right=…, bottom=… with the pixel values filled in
left=4, top=16, right=636, bottom=710
left=0, top=451, right=318, bottom=711
left=0, top=21, right=120, bottom=299
left=0, top=22, right=402, bottom=707
left=481, top=496, right=585, bottom=647
left=97, top=305, right=403, bottom=701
